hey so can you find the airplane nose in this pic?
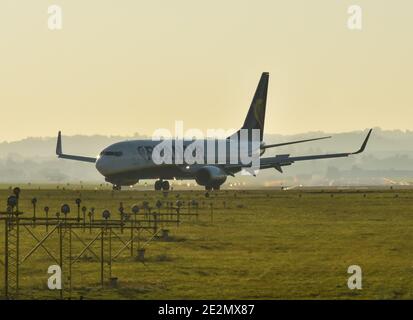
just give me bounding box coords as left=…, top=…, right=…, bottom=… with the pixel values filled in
left=95, top=157, right=107, bottom=175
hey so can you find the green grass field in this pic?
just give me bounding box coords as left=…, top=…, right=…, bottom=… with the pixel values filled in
left=0, top=187, right=412, bottom=300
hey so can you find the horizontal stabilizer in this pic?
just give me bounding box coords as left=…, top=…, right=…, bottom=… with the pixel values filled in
left=261, top=136, right=331, bottom=150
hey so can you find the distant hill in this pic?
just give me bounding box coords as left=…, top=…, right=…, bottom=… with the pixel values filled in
left=0, top=128, right=412, bottom=186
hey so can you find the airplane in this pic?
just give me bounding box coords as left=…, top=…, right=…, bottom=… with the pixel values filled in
left=56, top=72, right=372, bottom=191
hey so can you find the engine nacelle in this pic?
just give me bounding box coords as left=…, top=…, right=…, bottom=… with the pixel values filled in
left=195, top=166, right=227, bottom=187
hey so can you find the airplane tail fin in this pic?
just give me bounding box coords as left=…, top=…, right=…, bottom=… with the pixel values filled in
left=229, top=72, right=269, bottom=141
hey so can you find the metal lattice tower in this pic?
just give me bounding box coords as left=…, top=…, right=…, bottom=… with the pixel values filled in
left=101, top=228, right=113, bottom=286
left=5, top=217, right=20, bottom=297
left=59, top=223, right=72, bottom=298
left=1, top=193, right=189, bottom=298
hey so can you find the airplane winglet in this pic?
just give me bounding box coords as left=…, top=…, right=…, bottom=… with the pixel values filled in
left=55, top=131, right=96, bottom=163
left=56, top=131, right=62, bottom=156
left=352, top=129, right=372, bottom=155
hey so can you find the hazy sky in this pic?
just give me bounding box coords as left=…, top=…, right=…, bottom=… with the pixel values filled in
left=1, top=0, right=412, bottom=141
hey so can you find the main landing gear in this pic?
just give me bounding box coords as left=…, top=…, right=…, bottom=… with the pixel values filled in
left=112, top=185, right=121, bottom=191
left=205, top=185, right=221, bottom=191
left=155, top=180, right=170, bottom=191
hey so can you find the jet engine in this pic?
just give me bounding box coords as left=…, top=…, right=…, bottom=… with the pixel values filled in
left=195, top=166, right=227, bottom=187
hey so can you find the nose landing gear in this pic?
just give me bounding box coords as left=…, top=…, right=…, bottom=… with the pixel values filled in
left=155, top=180, right=170, bottom=191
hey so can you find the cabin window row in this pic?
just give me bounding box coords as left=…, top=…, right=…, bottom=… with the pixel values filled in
left=137, top=146, right=199, bottom=161
left=100, top=151, right=123, bottom=157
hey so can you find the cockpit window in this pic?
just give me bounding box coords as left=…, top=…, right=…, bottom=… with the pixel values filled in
left=100, top=151, right=123, bottom=157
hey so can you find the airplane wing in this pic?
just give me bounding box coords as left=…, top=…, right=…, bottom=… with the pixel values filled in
left=56, top=131, right=97, bottom=163
left=259, top=129, right=372, bottom=172
left=223, top=129, right=372, bottom=173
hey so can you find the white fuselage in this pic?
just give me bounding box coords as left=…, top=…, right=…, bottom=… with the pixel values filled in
left=95, top=139, right=261, bottom=186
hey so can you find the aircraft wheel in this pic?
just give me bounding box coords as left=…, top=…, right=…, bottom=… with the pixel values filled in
left=212, top=185, right=221, bottom=191
left=113, top=185, right=121, bottom=191
left=205, top=186, right=212, bottom=191
left=161, top=180, right=170, bottom=191
left=154, top=180, right=163, bottom=191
